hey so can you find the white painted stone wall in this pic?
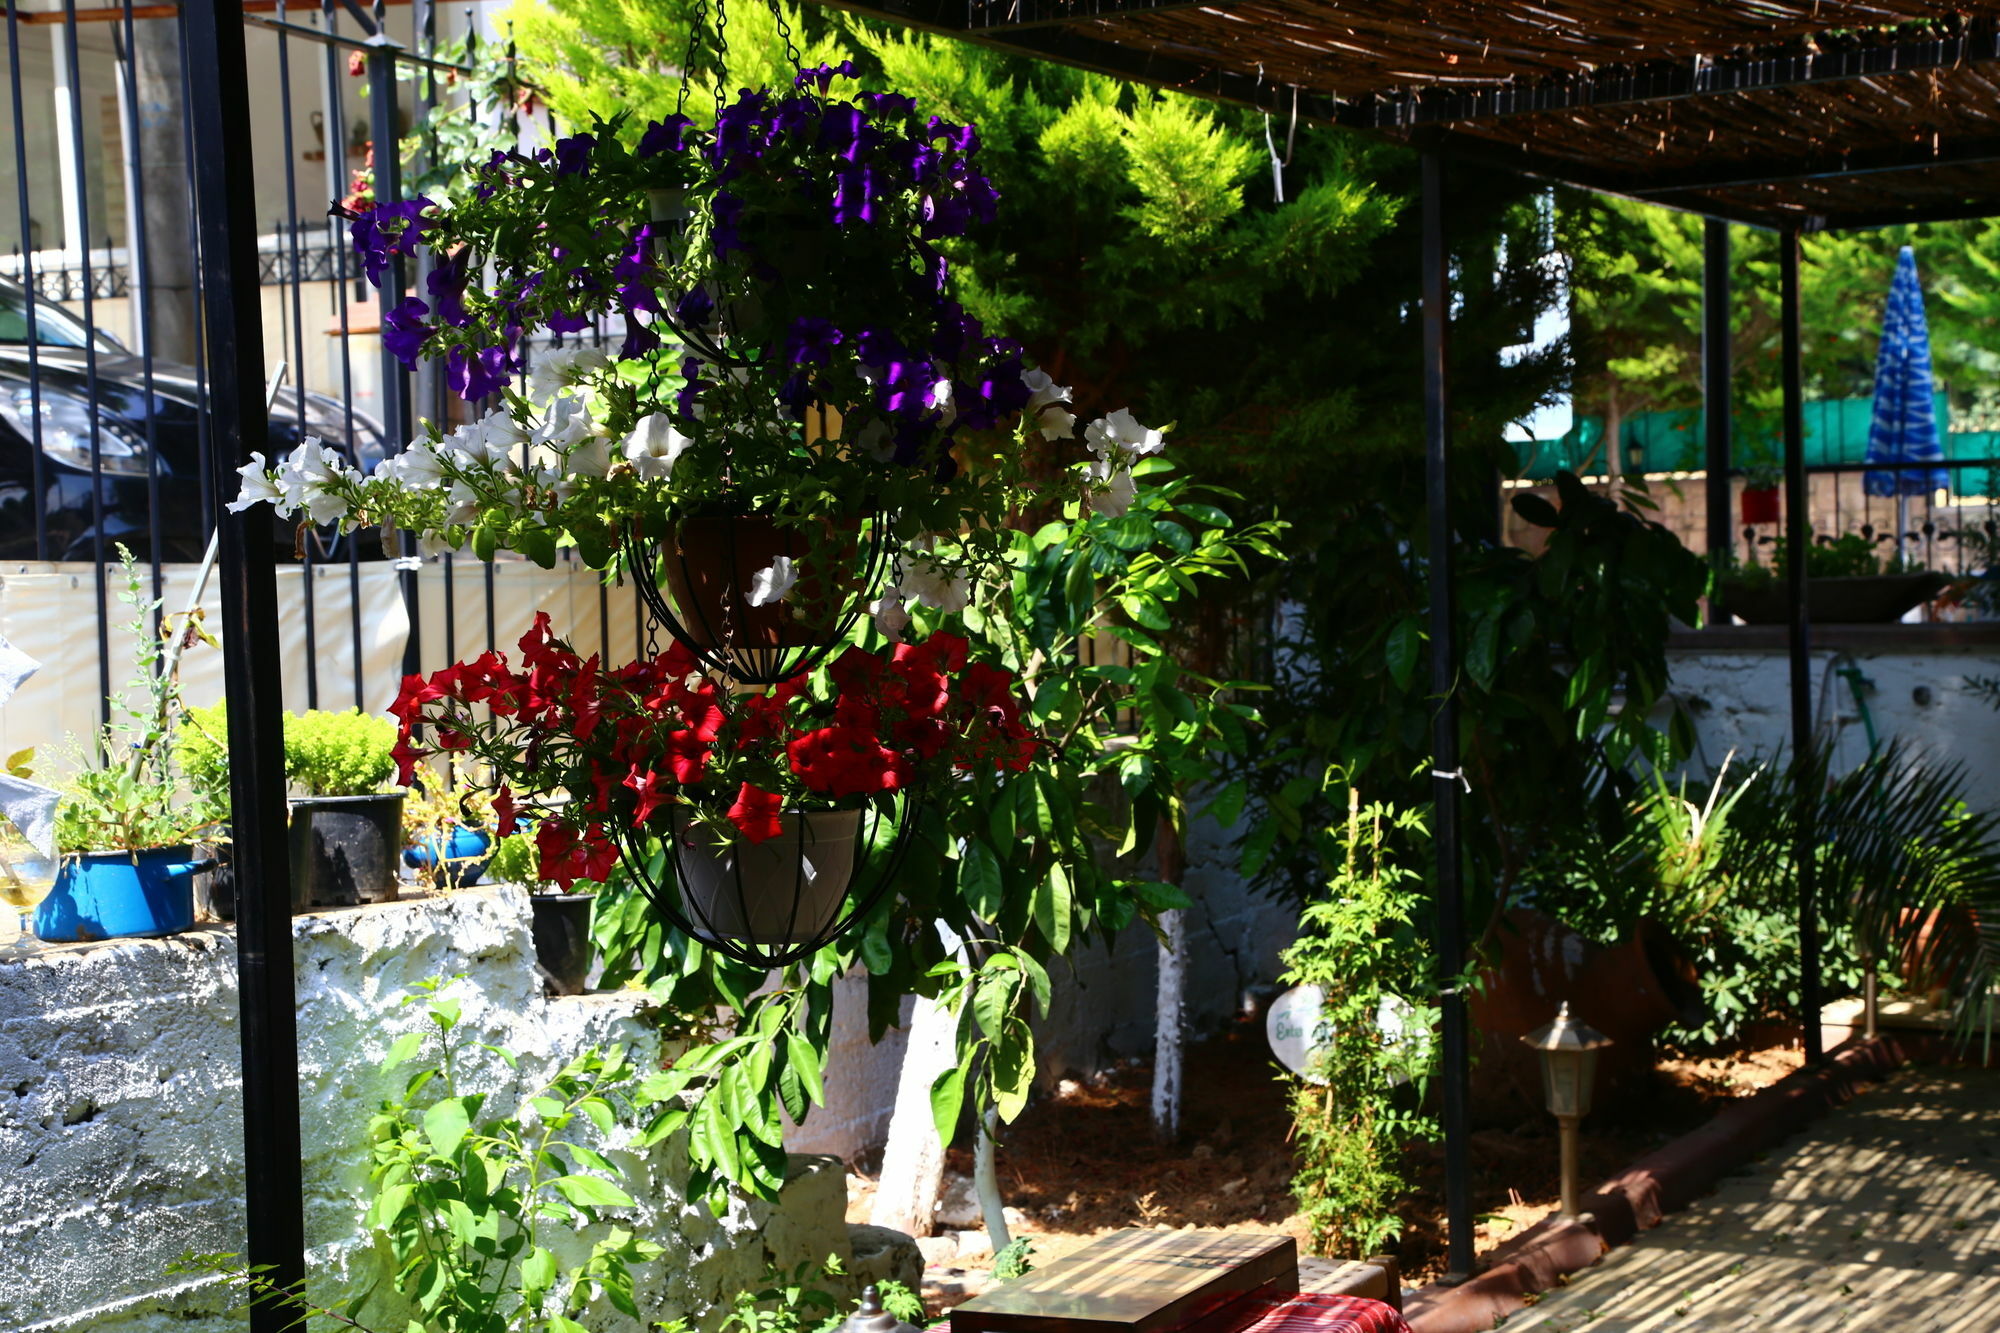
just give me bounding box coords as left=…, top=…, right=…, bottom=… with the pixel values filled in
left=785, top=813, right=1298, bottom=1164
left=1, top=886, right=881, bottom=1333
left=1665, top=643, right=2000, bottom=804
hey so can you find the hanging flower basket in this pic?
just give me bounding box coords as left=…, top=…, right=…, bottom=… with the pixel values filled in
left=623, top=509, right=897, bottom=684
left=389, top=616, right=1035, bottom=965
left=669, top=806, right=861, bottom=945
left=228, top=67, right=1164, bottom=676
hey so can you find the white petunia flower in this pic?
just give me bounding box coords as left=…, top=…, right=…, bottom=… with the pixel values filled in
left=854, top=418, right=894, bottom=462
left=535, top=395, right=594, bottom=458
left=276, top=437, right=346, bottom=520
left=1022, top=368, right=1072, bottom=413
left=227, top=452, right=282, bottom=513
left=565, top=430, right=614, bottom=480
left=870, top=588, right=910, bottom=644
left=1084, top=406, right=1165, bottom=461
left=929, top=378, right=957, bottom=428
left=746, top=556, right=797, bottom=607
left=1088, top=464, right=1137, bottom=518
left=623, top=413, right=691, bottom=481
left=527, top=345, right=610, bottom=406
left=444, top=478, right=482, bottom=527
left=1037, top=405, right=1078, bottom=442
left=389, top=442, right=447, bottom=489
left=418, top=530, right=467, bottom=559
left=899, top=557, right=969, bottom=614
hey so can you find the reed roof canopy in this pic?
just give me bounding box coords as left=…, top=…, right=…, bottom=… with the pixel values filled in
left=816, top=0, right=2000, bottom=229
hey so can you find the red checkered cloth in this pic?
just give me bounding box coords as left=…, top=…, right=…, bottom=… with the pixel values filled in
left=1227, top=1294, right=1411, bottom=1333
left=931, top=1293, right=1410, bottom=1333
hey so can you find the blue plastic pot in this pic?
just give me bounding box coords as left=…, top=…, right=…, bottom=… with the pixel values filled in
left=34, top=846, right=211, bottom=942
left=402, top=825, right=494, bottom=887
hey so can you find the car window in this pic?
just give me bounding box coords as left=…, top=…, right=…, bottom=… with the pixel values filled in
left=0, top=282, right=103, bottom=350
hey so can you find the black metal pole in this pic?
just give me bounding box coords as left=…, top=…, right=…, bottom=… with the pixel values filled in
left=182, top=0, right=306, bottom=1321
left=367, top=7, right=423, bottom=688
left=1703, top=218, right=1733, bottom=576
left=1421, top=149, right=1474, bottom=1281
left=1779, top=226, right=1822, bottom=1064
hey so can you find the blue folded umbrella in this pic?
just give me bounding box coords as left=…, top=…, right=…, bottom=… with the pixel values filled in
left=1864, top=246, right=1948, bottom=497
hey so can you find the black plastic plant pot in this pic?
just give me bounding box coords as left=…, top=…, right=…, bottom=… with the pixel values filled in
left=194, top=838, right=235, bottom=921
left=529, top=893, right=595, bottom=995
left=289, top=793, right=406, bottom=908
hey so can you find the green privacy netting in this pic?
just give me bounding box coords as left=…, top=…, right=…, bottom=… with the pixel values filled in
left=1514, top=394, right=1976, bottom=483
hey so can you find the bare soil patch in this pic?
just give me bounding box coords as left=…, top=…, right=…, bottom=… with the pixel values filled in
left=847, top=1023, right=1802, bottom=1303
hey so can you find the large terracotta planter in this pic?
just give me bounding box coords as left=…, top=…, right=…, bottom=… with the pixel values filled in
left=1469, top=908, right=1703, bottom=1115
left=1713, top=572, right=1949, bottom=625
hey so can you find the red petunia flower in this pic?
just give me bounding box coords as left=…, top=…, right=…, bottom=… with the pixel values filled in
left=726, top=782, right=785, bottom=843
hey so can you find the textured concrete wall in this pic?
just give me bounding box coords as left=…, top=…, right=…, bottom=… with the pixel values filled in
left=785, top=813, right=1298, bottom=1164
left=0, top=886, right=866, bottom=1333
left=1666, top=644, right=2000, bottom=802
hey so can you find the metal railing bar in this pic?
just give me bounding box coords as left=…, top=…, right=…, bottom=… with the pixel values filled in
left=319, top=0, right=366, bottom=710
left=10, top=0, right=434, bottom=22
left=176, top=8, right=216, bottom=544
left=8, top=6, right=49, bottom=562
left=276, top=0, right=320, bottom=708
left=60, top=0, right=114, bottom=725
left=111, top=7, right=168, bottom=618
left=243, top=13, right=468, bottom=70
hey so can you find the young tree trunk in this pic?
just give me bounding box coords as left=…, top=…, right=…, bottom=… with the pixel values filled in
left=869, top=993, right=959, bottom=1239
left=1150, top=815, right=1187, bottom=1143
left=974, top=1105, right=1011, bottom=1253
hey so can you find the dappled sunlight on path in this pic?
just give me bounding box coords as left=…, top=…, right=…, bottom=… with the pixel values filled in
left=1502, top=1067, right=2000, bottom=1333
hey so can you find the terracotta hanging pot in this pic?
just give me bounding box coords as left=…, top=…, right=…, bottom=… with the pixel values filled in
left=1740, top=486, right=1781, bottom=526
left=654, top=513, right=850, bottom=651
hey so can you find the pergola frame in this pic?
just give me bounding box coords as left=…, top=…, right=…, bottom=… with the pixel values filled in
left=173, top=0, right=2000, bottom=1323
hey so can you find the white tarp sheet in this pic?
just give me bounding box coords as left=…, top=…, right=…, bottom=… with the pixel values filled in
left=0, top=556, right=638, bottom=777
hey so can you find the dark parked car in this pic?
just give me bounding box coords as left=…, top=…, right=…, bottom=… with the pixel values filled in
left=0, top=277, right=388, bottom=562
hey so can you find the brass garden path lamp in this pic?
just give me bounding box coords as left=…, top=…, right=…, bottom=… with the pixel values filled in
left=1522, top=1003, right=1612, bottom=1220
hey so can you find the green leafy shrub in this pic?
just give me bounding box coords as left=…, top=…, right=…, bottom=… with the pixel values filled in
left=1281, top=788, right=1439, bottom=1258
left=175, top=701, right=232, bottom=830
left=284, top=708, right=398, bottom=797
left=55, top=546, right=216, bottom=853
left=486, top=831, right=541, bottom=888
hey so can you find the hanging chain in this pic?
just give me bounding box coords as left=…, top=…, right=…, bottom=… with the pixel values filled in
left=675, top=0, right=708, bottom=120
left=712, top=0, right=730, bottom=122
left=768, top=0, right=803, bottom=78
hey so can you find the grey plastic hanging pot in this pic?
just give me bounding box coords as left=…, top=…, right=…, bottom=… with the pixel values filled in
left=669, top=806, right=861, bottom=945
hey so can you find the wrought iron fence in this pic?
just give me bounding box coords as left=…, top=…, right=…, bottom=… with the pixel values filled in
left=0, top=0, right=635, bottom=755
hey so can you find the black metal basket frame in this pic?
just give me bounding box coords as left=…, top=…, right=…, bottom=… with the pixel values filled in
left=622, top=509, right=898, bottom=685
left=613, top=791, right=920, bottom=969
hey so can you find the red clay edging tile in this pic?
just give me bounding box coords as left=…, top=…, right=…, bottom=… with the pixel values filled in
left=1401, top=1035, right=1909, bottom=1333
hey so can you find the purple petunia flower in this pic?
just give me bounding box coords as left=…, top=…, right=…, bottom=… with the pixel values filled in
left=674, top=285, right=714, bottom=327
left=926, top=117, right=980, bottom=155
left=675, top=357, right=705, bottom=423
left=620, top=320, right=661, bottom=360
left=445, top=343, right=511, bottom=401
left=711, top=192, right=747, bottom=256
left=637, top=114, right=695, bottom=158
left=784, top=316, right=843, bottom=366
left=381, top=296, right=431, bottom=368
left=777, top=370, right=813, bottom=418
left=832, top=166, right=881, bottom=227
left=545, top=310, right=592, bottom=335
left=339, top=196, right=433, bottom=288
left=552, top=133, right=597, bottom=176
left=793, top=60, right=857, bottom=93
left=862, top=92, right=917, bottom=122
left=426, top=252, right=473, bottom=329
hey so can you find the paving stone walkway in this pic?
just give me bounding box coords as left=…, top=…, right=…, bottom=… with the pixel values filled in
left=1499, top=1066, right=2000, bottom=1333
